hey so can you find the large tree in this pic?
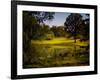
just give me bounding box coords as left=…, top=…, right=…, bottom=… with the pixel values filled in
left=23, top=11, right=55, bottom=39
left=64, top=13, right=83, bottom=43
left=77, top=14, right=90, bottom=40
left=23, top=11, right=55, bottom=49
left=83, top=14, right=89, bottom=39
left=23, top=11, right=55, bottom=64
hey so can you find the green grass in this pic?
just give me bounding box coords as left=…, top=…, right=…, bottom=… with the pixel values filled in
left=31, top=37, right=89, bottom=46
left=31, top=37, right=73, bottom=44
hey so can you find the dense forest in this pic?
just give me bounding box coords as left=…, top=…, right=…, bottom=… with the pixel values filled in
left=23, top=11, right=89, bottom=68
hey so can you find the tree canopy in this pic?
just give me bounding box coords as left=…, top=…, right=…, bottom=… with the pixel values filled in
left=64, top=13, right=89, bottom=42
left=23, top=11, right=55, bottom=50
left=28, top=11, right=55, bottom=24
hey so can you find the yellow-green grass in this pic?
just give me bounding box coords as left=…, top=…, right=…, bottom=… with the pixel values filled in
left=75, top=40, right=89, bottom=46
left=31, top=37, right=89, bottom=46
left=51, top=45, right=73, bottom=49
left=31, top=37, right=74, bottom=44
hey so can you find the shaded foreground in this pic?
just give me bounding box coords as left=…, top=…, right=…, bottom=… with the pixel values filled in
left=23, top=38, right=89, bottom=68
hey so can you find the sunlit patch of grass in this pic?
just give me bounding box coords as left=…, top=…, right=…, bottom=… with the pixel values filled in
left=31, top=37, right=74, bottom=44
left=51, top=45, right=74, bottom=49
left=31, top=37, right=89, bottom=47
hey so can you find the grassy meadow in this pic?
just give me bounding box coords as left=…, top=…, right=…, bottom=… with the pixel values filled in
left=23, top=37, right=89, bottom=68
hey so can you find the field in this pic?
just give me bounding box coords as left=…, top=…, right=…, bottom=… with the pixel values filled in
left=31, top=37, right=88, bottom=46
left=23, top=37, right=89, bottom=68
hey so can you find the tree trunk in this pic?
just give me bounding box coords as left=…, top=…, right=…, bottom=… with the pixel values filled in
left=74, top=26, right=76, bottom=43
left=74, top=36, right=76, bottom=43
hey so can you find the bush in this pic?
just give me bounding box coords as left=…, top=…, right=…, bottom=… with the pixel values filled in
left=45, top=31, right=54, bottom=40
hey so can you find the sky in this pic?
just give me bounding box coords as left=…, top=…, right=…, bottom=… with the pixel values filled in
left=44, top=12, right=70, bottom=27
left=44, top=12, right=89, bottom=27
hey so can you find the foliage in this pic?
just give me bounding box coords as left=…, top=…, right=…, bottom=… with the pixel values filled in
left=81, top=14, right=89, bottom=40
left=28, top=11, right=55, bottom=24
left=64, top=13, right=89, bottom=42
left=23, top=11, right=55, bottom=50
left=64, top=13, right=83, bottom=42
left=51, top=26, right=66, bottom=37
